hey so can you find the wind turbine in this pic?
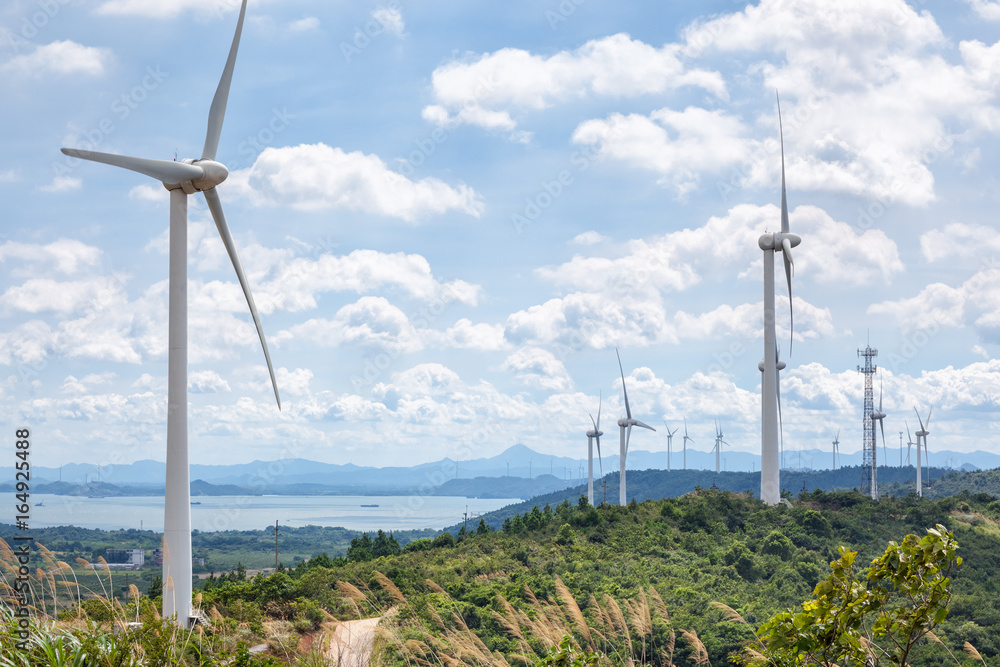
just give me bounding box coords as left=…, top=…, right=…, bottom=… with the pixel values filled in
left=758, top=92, right=801, bottom=505
left=759, top=343, right=786, bottom=467
left=616, top=349, right=655, bottom=505
left=61, top=0, right=280, bottom=627
left=586, top=394, right=604, bottom=506
left=832, top=429, right=840, bottom=470
left=713, top=421, right=730, bottom=474
left=663, top=421, right=678, bottom=472
left=682, top=418, right=693, bottom=470
left=905, top=422, right=916, bottom=466
left=870, top=377, right=887, bottom=477
left=914, top=407, right=932, bottom=497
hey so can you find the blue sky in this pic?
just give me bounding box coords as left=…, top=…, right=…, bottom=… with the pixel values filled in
left=2, top=0, right=1000, bottom=470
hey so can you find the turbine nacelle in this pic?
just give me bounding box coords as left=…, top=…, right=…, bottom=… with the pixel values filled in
left=586, top=429, right=604, bottom=438
left=758, top=231, right=801, bottom=252
left=165, top=158, right=229, bottom=194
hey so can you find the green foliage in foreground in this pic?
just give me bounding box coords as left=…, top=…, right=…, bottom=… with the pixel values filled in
left=750, top=525, right=962, bottom=667
left=7, top=488, right=1000, bottom=666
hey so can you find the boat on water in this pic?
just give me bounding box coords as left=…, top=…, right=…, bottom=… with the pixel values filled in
left=34, top=501, right=44, bottom=507
left=191, top=501, right=202, bottom=505
left=360, top=504, right=379, bottom=508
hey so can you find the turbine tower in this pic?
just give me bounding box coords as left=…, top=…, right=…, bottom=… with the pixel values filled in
left=682, top=418, right=693, bottom=470
left=758, top=93, right=800, bottom=505
left=905, top=422, right=915, bottom=466
left=832, top=429, right=840, bottom=470
left=586, top=395, right=604, bottom=506
left=664, top=421, right=678, bottom=471
left=616, top=349, right=655, bottom=505
left=61, top=0, right=280, bottom=627
left=713, top=421, right=730, bottom=474
left=914, top=407, right=932, bottom=497
left=858, top=343, right=878, bottom=499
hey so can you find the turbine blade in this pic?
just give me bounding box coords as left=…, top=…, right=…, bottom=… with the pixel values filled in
left=202, top=0, right=248, bottom=161
left=634, top=420, right=656, bottom=432
left=684, top=416, right=688, bottom=437
left=595, top=436, right=603, bottom=477
left=906, top=422, right=912, bottom=443
left=777, top=362, right=784, bottom=453
left=203, top=187, right=281, bottom=410
left=914, top=406, right=925, bottom=431
left=777, top=90, right=790, bottom=235
left=589, top=413, right=597, bottom=432
left=616, top=348, right=632, bottom=420
left=61, top=148, right=203, bottom=184
left=625, top=423, right=633, bottom=457
left=781, top=238, right=794, bottom=355
left=926, top=407, right=932, bottom=429
left=597, top=392, right=602, bottom=430
left=879, top=376, right=884, bottom=411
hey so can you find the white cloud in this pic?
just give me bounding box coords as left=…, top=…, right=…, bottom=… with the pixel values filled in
left=96, top=0, right=241, bottom=18
left=189, top=370, right=232, bottom=394
left=503, top=347, right=574, bottom=392
left=572, top=107, right=751, bottom=197
left=129, top=184, right=168, bottom=203
left=229, top=143, right=484, bottom=222
left=0, top=239, right=102, bottom=276
left=920, top=222, right=1000, bottom=263
left=868, top=266, right=1000, bottom=343
left=289, top=17, right=320, bottom=32
left=0, top=170, right=20, bottom=183
left=430, top=319, right=508, bottom=351
left=2, top=41, right=111, bottom=78
left=674, top=296, right=836, bottom=344
left=423, top=33, right=726, bottom=134
left=281, top=296, right=423, bottom=353
left=967, top=0, right=1000, bottom=20
left=372, top=7, right=404, bottom=37
left=39, top=176, right=82, bottom=193
left=571, top=231, right=608, bottom=246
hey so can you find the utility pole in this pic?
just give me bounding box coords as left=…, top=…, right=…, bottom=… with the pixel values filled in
left=463, top=506, right=469, bottom=534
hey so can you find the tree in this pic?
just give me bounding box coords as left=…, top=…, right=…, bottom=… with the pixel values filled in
left=477, top=518, right=490, bottom=535
left=745, top=524, right=961, bottom=667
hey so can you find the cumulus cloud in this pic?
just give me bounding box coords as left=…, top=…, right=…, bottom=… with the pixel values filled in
left=39, top=176, right=82, bottom=193
left=966, top=0, right=1000, bottom=20
left=280, top=296, right=423, bottom=353
left=229, top=143, right=484, bottom=222
left=2, top=41, right=111, bottom=78
left=503, top=347, right=574, bottom=392
left=571, top=231, right=608, bottom=246
left=189, top=371, right=232, bottom=394
left=920, top=223, right=1000, bottom=263
left=422, top=33, right=725, bottom=135
left=0, top=239, right=102, bottom=277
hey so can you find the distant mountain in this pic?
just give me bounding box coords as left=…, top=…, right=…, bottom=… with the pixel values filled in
left=9, top=444, right=999, bottom=496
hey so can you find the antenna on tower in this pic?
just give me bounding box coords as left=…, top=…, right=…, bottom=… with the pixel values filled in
left=858, top=342, right=879, bottom=500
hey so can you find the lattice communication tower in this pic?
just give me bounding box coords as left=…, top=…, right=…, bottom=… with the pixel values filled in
left=858, top=344, right=878, bottom=499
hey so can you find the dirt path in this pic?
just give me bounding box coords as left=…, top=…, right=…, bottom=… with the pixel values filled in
left=326, top=616, right=382, bottom=667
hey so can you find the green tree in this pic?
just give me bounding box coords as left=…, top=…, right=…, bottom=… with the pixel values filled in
left=477, top=518, right=490, bottom=535
left=747, top=524, right=961, bottom=667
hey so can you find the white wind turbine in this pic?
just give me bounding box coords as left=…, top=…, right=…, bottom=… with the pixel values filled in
left=586, top=394, right=604, bottom=506
left=682, top=418, right=693, bottom=470
left=870, top=377, right=888, bottom=478
left=905, top=421, right=916, bottom=466
left=61, top=0, right=280, bottom=627
left=713, top=421, right=730, bottom=474
left=759, top=343, right=786, bottom=467
left=616, top=349, right=655, bottom=505
left=759, top=93, right=801, bottom=505
left=663, top=421, right=678, bottom=472
left=832, top=429, right=840, bottom=470
left=914, top=407, right=932, bottom=497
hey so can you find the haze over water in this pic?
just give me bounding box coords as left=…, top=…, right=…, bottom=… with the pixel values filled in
left=25, top=494, right=521, bottom=533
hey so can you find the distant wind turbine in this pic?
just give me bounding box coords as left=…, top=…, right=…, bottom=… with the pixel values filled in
left=905, top=422, right=916, bottom=466
left=832, top=429, right=840, bottom=470
left=713, top=421, right=730, bottom=474
left=61, top=0, right=280, bottom=627
left=586, top=394, right=604, bottom=506
left=682, top=418, right=693, bottom=470
left=616, top=349, right=655, bottom=505
left=914, top=407, right=932, bottom=497
left=759, top=92, right=801, bottom=505
left=663, top=421, right=678, bottom=472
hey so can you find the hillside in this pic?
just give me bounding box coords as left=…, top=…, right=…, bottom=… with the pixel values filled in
left=189, top=489, right=1000, bottom=666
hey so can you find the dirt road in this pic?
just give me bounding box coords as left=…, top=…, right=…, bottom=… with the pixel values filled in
left=326, top=616, right=382, bottom=666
